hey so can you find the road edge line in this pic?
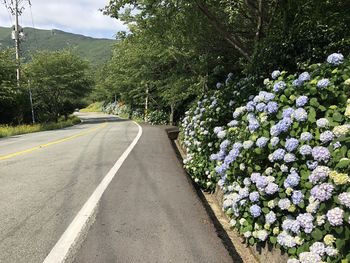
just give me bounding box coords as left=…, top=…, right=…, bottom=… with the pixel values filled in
left=42, top=121, right=143, bottom=263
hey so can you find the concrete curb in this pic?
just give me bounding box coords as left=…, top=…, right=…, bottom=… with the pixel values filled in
left=170, top=133, right=289, bottom=263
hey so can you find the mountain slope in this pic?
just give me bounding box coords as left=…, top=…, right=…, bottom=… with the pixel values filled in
left=0, top=27, right=116, bottom=65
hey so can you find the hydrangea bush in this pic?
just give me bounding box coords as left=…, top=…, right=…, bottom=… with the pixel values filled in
left=181, top=53, right=350, bottom=262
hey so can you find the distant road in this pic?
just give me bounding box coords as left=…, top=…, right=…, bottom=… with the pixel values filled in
left=0, top=113, right=138, bottom=262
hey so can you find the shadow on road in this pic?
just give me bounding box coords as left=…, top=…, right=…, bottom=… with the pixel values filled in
left=79, top=117, right=129, bottom=124
left=169, top=135, right=244, bottom=263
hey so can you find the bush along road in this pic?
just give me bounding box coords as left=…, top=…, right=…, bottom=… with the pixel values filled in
left=181, top=53, right=350, bottom=263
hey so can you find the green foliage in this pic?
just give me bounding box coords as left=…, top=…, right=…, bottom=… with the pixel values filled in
left=25, top=50, right=93, bottom=122
left=0, top=115, right=81, bottom=138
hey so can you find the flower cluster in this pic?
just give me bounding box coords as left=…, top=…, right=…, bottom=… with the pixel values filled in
left=181, top=53, right=350, bottom=262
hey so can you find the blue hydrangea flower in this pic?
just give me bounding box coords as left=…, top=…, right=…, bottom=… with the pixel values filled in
left=317, top=79, right=330, bottom=88
left=243, top=177, right=251, bottom=186
left=248, top=118, right=260, bottom=133
left=292, top=79, right=302, bottom=87
left=216, top=82, right=223, bottom=89
left=285, top=138, right=299, bottom=152
left=307, top=160, right=318, bottom=170
left=296, top=96, right=308, bottom=107
left=263, top=92, right=275, bottom=101
left=220, top=140, right=231, bottom=150
left=327, top=53, right=344, bottom=65
left=256, top=103, right=266, bottom=112
left=309, top=166, right=330, bottom=184
left=273, top=81, right=286, bottom=92
left=294, top=108, right=308, bottom=122
left=246, top=101, right=256, bottom=112
left=312, top=146, right=330, bottom=162
left=320, top=131, right=334, bottom=143
left=299, top=145, right=312, bottom=156
left=232, top=142, right=243, bottom=149
left=300, top=132, right=313, bottom=141
left=271, top=70, right=281, bottom=79
left=292, top=190, right=304, bottom=205
left=250, top=172, right=261, bottom=183
left=272, top=148, right=286, bottom=161
left=256, top=176, right=269, bottom=189
left=282, top=108, right=294, bottom=118
left=284, top=171, right=300, bottom=188
left=265, top=211, right=277, bottom=224
left=249, top=191, right=259, bottom=202
left=269, top=137, right=279, bottom=147
left=250, top=204, right=262, bottom=218
left=215, top=163, right=229, bottom=174
left=298, top=72, right=311, bottom=82
left=277, top=231, right=296, bottom=248
left=266, top=101, right=278, bottom=114
left=256, top=137, right=269, bottom=148
left=333, top=141, right=341, bottom=149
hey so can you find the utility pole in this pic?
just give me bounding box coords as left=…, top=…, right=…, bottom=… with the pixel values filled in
left=28, top=80, right=35, bottom=124
left=14, top=0, right=20, bottom=84
left=144, top=85, right=149, bottom=122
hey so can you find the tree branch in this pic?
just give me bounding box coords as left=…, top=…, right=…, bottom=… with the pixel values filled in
left=193, top=0, right=252, bottom=61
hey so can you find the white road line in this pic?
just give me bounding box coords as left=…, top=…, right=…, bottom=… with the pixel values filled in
left=43, top=122, right=143, bottom=263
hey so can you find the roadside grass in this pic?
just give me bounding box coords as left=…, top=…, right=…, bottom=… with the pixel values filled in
left=0, top=116, right=81, bottom=138
left=79, top=102, right=103, bottom=113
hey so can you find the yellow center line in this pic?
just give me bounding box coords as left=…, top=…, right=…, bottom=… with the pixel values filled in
left=0, top=123, right=108, bottom=161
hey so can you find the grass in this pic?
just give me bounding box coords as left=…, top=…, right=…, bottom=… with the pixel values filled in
left=0, top=116, right=81, bottom=138
left=79, top=102, right=104, bottom=113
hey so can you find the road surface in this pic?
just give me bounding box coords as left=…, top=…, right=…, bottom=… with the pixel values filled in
left=0, top=113, right=237, bottom=262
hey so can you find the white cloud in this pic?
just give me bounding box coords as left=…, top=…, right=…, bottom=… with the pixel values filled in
left=0, top=0, right=127, bottom=39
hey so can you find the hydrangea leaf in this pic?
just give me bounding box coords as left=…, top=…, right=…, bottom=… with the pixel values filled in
left=311, top=228, right=323, bottom=241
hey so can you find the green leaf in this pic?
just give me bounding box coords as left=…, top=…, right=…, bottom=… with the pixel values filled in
left=311, top=228, right=323, bottom=241
left=308, top=107, right=316, bottom=123
left=270, top=236, right=277, bottom=244
left=333, top=112, right=344, bottom=122
left=336, top=159, right=350, bottom=169
left=262, top=207, right=269, bottom=214
left=310, top=98, right=320, bottom=107
left=288, top=247, right=297, bottom=255
left=249, top=237, right=255, bottom=245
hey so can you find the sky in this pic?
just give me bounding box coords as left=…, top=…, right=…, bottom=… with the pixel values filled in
left=0, top=0, right=128, bottom=39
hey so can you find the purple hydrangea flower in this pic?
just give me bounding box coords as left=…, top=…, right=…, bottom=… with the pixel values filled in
left=249, top=191, right=259, bottom=202
left=299, top=145, right=312, bottom=156
left=338, top=192, right=350, bottom=208
left=273, top=81, right=286, bottom=92
left=271, top=70, right=281, bottom=79
left=294, top=108, right=308, bottom=122
left=278, top=198, right=291, bottom=210
left=333, top=141, right=341, bottom=149
left=292, top=190, right=304, bottom=205
left=296, top=96, right=308, bottom=107
left=296, top=213, right=314, bottom=233
left=312, top=146, right=330, bottom=162
left=282, top=219, right=300, bottom=234
left=311, top=183, right=334, bottom=201
left=327, top=53, right=344, bottom=66
left=327, top=207, right=344, bottom=226
left=267, top=101, right=278, bottom=114
left=250, top=172, right=261, bottom=183
left=256, top=137, right=269, bottom=148
left=250, top=204, right=262, bottom=218
left=310, top=242, right=326, bottom=257
left=298, top=72, right=311, bottom=82
left=309, top=166, right=330, bottom=184
left=320, top=131, right=334, bottom=143
left=265, top=183, right=279, bottom=195
left=256, top=175, right=269, bottom=189
left=300, top=132, right=313, bottom=141
left=277, top=231, right=296, bottom=248
left=285, top=138, right=299, bottom=152
left=317, top=79, right=330, bottom=89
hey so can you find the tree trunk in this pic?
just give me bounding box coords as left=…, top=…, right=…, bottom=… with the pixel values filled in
left=169, top=104, right=175, bottom=125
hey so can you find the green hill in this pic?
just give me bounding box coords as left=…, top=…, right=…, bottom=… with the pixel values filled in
left=0, top=27, right=116, bottom=65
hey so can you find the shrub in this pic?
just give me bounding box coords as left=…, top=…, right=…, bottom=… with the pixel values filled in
left=182, top=53, right=350, bottom=262
left=147, top=110, right=168, bottom=125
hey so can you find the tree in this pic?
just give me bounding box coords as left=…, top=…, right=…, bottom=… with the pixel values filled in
left=25, top=50, right=93, bottom=122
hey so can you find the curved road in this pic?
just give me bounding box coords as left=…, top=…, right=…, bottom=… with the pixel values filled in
left=0, top=113, right=138, bottom=262
left=0, top=113, right=236, bottom=263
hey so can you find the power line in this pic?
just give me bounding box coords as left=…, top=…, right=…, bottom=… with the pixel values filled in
left=28, top=0, right=39, bottom=49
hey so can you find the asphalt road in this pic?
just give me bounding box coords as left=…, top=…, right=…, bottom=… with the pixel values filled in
left=0, top=113, right=237, bottom=263
left=73, top=125, right=235, bottom=263
left=0, top=113, right=138, bottom=262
